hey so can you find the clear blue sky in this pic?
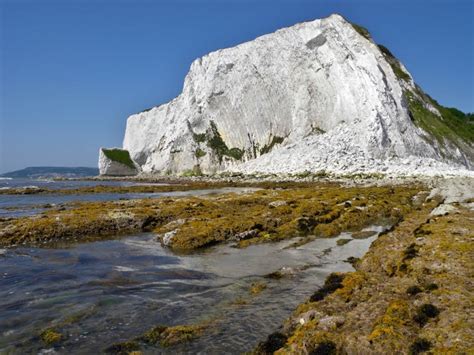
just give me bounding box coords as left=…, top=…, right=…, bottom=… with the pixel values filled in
left=1, top=0, right=473, bottom=173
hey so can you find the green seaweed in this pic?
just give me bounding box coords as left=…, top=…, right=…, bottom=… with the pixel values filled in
left=336, top=238, right=352, bottom=246
left=142, top=324, right=206, bottom=347
left=250, top=281, right=267, bottom=295
left=309, top=273, right=344, bottom=302
left=406, top=285, right=423, bottom=296
left=413, top=303, right=440, bottom=326
left=227, top=147, right=245, bottom=160
left=40, top=328, right=63, bottom=346
left=409, top=338, right=432, bottom=355
left=104, top=340, right=141, bottom=354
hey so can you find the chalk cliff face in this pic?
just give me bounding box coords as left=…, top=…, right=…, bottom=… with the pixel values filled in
left=115, top=14, right=472, bottom=176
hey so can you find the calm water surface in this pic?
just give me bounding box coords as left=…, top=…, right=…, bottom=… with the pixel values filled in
left=0, top=178, right=257, bottom=218
left=0, top=230, right=383, bottom=354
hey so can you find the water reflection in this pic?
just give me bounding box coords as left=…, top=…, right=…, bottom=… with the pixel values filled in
left=0, top=228, right=382, bottom=353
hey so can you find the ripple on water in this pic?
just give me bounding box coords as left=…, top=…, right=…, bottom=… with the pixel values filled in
left=0, top=228, right=382, bottom=353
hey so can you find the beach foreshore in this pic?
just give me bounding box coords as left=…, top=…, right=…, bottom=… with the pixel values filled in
left=254, top=177, right=474, bottom=354
left=1, top=176, right=472, bottom=353
left=1, top=179, right=422, bottom=248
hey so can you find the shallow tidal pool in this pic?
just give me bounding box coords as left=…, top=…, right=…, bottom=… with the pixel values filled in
left=0, top=227, right=383, bottom=354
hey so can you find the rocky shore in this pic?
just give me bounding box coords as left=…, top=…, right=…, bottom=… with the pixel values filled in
left=1, top=176, right=472, bottom=353
left=1, top=181, right=421, bottom=249
left=0, top=179, right=249, bottom=195
left=254, top=178, right=474, bottom=354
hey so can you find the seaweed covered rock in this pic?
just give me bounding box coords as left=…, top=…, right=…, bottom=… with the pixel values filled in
left=258, top=180, right=474, bottom=353
left=141, top=324, right=207, bottom=347
left=254, top=332, right=288, bottom=354
left=0, top=183, right=422, bottom=248
left=99, top=147, right=140, bottom=176
left=40, top=328, right=63, bottom=346
left=104, top=323, right=207, bottom=353
left=309, top=273, right=345, bottom=302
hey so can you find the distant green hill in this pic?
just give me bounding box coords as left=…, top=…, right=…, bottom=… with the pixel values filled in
left=1, top=167, right=99, bottom=178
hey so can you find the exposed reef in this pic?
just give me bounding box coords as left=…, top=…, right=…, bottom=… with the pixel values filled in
left=2, top=177, right=472, bottom=353
left=253, top=183, right=474, bottom=354
left=0, top=180, right=254, bottom=195
left=155, top=185, right=421, bottom=250
left=0, top=183, right=423, bottom=249
left=104, top=323, right=209, bottom=353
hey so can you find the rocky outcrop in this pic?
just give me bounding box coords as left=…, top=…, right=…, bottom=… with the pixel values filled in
left=114, top=14, right=473, bottom=176
left=98, top=148, right=139, bottom=176
left=257, top=178, right=474, bottom=354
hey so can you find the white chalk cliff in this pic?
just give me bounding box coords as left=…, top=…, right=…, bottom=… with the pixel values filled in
left=110, top=14, right=473, bottom=176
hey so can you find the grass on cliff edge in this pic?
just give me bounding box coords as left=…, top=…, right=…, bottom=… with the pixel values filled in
left=405, top=90, right=474, bottom=150
left=351, top=18, right=474, bottom=147
left=350, top=22, right=371, bottom=41
left=102, top=148, right=136, bottom=170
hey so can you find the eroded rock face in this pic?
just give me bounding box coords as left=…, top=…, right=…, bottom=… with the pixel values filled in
left=98, top=148, right=139, bottom=176
left=120, top=14, right=473, bottom=175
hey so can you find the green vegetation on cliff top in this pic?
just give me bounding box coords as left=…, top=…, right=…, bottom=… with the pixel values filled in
left=405, top=90, right=474, bottom=150
left=377, top=44, right=411, bottom=82
left=102, top=148, right=136, bottom=170
left=351, top=20, right=473, bottom=150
